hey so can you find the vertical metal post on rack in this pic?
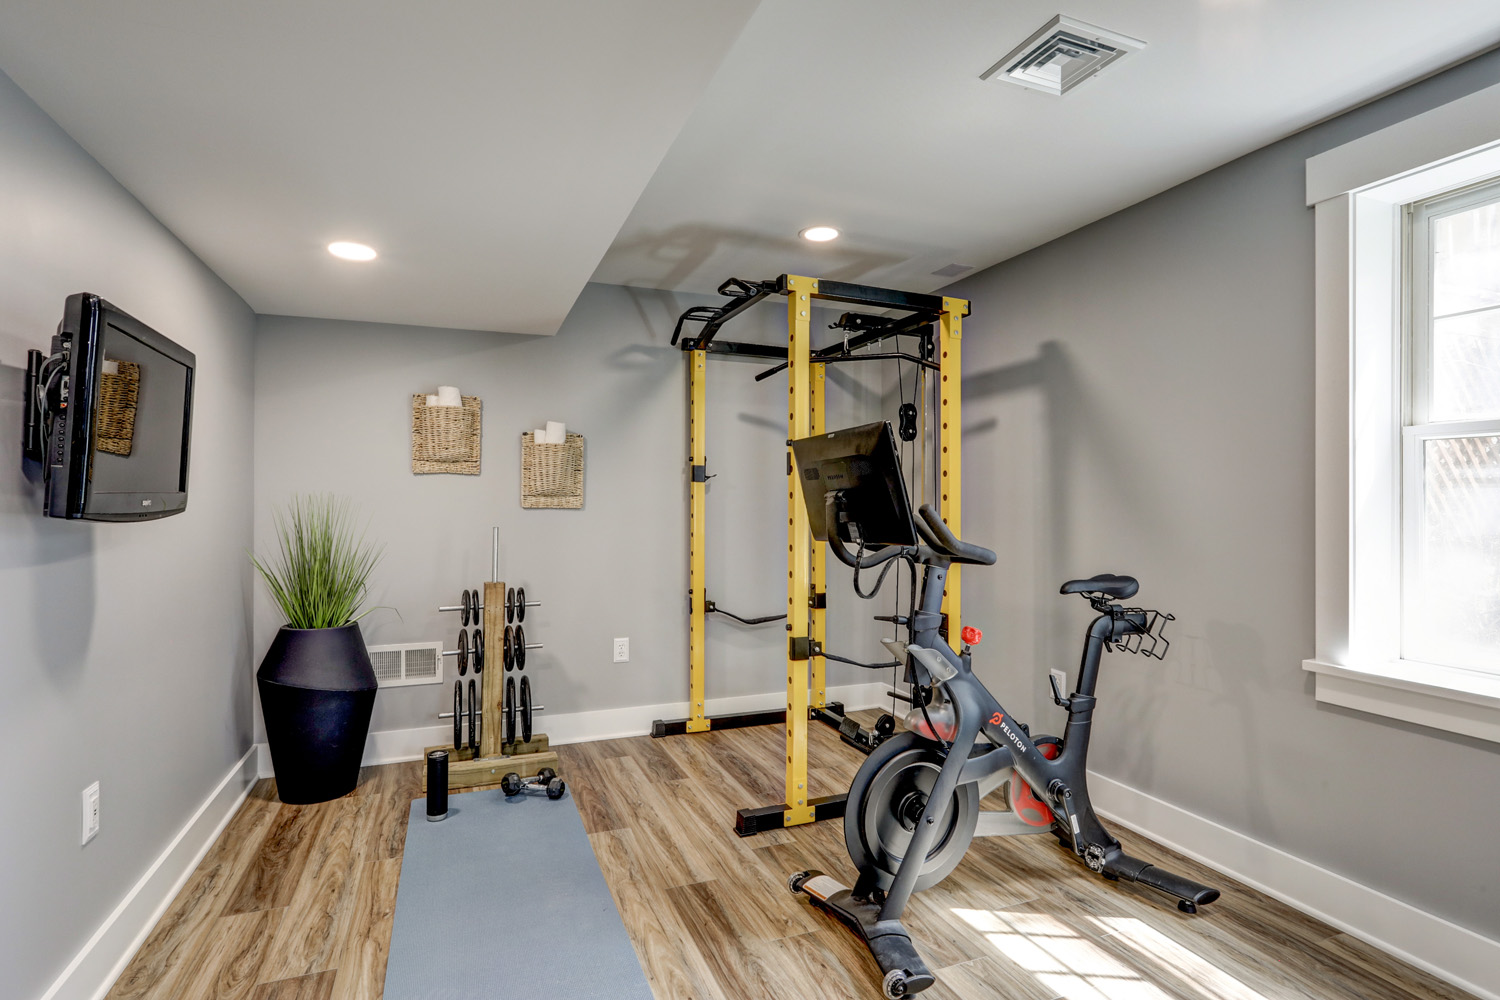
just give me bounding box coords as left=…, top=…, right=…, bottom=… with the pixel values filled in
left=810, top=360, right=828, bottom=711
left=939, top=296, right=967, bottom=651
left=783, top=275, right=815, bottom=828
left=687, top=349, right=709, bottom=733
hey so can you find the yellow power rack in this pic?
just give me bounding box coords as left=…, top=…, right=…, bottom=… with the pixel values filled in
left=653, top=274, right=969, bottom=836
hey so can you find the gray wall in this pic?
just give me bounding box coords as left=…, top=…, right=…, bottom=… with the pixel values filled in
left=944, top=50, right=1500, bottom=938
left=252, top=284, right=891, bottom=739
left=0, top=69, right=256, bottom=999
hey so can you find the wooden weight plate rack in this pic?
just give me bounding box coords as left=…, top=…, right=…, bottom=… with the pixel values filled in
left=422, top=530, right=559, bottom=793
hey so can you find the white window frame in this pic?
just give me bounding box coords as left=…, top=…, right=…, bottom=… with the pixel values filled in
left=1305, top=80, right=1500, bottom=744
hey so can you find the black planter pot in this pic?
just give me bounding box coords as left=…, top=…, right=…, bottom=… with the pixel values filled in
left=257, top=623, right=377, bottom=805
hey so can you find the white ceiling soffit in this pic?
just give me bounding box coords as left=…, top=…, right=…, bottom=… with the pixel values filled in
left=592, top=0, right=1500, bottom=297
left=0, top=1, right=761, bottom=335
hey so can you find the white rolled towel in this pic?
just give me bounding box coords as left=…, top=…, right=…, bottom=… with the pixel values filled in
left=425, top=394, right=441, bottom=407
left=435, top=385, right=462, bottom=407
left=544, top=420, right=566, bottom=444
left=533, top=429, right=547, bottom=444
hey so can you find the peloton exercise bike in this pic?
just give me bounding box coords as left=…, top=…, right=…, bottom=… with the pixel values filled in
left=785, top=422, right=1219, bottom=999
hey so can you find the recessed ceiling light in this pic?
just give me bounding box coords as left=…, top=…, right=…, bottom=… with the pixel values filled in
left=800, top=226, right=840, bottom=243
left=328, top=241, right=377, bottom=261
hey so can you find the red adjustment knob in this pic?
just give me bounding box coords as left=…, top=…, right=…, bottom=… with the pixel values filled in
left=960, top=626, right=983, bottom=645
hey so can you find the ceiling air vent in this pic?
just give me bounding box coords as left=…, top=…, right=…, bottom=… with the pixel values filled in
left=931, top=263, right=974, bottom=278
left=982, top=16, right=1144, bottom=96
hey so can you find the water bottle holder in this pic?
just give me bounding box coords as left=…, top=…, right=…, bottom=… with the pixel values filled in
left=1106, top=608, right=1174, bottom=658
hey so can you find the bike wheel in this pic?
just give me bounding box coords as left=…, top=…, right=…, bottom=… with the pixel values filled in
left=845, top=732, right=979, bottom=892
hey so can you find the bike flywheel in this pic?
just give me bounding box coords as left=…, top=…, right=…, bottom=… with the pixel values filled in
left=845, top=733, right=979, bottom=892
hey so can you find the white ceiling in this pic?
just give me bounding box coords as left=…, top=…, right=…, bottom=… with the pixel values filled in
left=592, top=0, right=1500, bottom=297
left=2, top=3, right=1500, bottom=333
left=0, top=1, right=760, bottom=334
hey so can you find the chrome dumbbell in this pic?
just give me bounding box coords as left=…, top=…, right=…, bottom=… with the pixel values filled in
left=500, top=766, right=566, bottom=800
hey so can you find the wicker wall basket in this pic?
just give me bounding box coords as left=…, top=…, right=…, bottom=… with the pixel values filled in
left=411, top=395, right=481, bottom=475
left=95, top=361, right=140, bottom=456
left=521, top=432, right=584, bottom=508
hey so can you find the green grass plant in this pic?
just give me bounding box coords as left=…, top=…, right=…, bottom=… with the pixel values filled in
left=253, top=494, right=383, bottom=629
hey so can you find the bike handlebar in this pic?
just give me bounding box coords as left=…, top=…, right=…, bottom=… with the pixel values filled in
left=916, top=504, right=997, bottom=566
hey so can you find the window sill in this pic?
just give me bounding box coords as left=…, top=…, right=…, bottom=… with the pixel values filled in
left=1302, top=658, right=1500, bottom=744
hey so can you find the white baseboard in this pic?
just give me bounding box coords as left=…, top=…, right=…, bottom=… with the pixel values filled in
left=254, top=681, right=896, bottom=772
left=40, top=746, right=260, bottom=1000
left=1089, top=772, right=1500, bottom=1000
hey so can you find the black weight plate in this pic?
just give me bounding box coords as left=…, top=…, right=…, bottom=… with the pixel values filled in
left=468, top=678, right=478, bottom=750
left=506, top=586, right=516, bottom=624
left=504, top=676, right=517, bottom=745
left=503, top=626, right=514, bottom=671
left=516, top=624, right=526, bottom=670
left=516, top=586, right=526, bottom=623
left=456, top=628, right=468, bottom=676
left=472, top=628, right=483, bottom=673
left=462, top=589, right=472, bottom=627
left=452, top=681, right=462, bottom=750
left=520, top=675, right=533, bottom=744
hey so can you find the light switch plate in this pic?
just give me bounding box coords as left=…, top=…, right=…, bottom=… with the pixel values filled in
left=82, top=782, right=100, bottom=845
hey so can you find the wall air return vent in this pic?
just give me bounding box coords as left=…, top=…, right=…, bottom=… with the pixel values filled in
left=982, top=16, right=1144, bottom=96
left=367, top=641, right=443, bottom=687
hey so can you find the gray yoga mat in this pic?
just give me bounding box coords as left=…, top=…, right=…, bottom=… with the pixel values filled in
left=383, top=787, right=652, bottom=1000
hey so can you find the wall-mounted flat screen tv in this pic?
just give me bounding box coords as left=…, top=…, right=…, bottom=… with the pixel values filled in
left=30, top=294, right=196, bottom=521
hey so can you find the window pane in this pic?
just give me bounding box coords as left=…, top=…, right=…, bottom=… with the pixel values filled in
left=1429, top=309, right=1500, bottom=421
left=1407, top=435, right=1500, bottom=671
left=1432, top=201, right=1500, bottom=317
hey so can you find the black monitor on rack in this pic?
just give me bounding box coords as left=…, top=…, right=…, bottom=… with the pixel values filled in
left=790, top=420, right=917, bottom=548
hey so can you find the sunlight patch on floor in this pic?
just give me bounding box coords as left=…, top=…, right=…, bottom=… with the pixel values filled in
left=953, top=908, right=1175, bottom=1000
left=1096, top=917, right=1270, bottom=1000
left=953, top=908, right=1277, bottom=1000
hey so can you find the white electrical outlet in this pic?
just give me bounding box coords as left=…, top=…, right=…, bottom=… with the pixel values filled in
left=1049, top=669, right=1068, bottom=699
left=612, top=637, right=630, bottom=663
left=82, top=782, right=100, bottom=845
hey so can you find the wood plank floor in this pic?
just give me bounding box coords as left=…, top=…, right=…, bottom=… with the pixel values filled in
left=109, top=716, right=1477, bottom=1000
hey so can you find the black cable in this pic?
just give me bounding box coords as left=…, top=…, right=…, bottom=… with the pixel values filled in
left=917, top=685, right=951, bottom=755
left=34, top=359, right=66, bottom=444
left=850, top=538, right=904, bottom=599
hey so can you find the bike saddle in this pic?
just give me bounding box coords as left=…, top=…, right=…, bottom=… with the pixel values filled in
left=1060, top=574, right=1139, bottom=600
